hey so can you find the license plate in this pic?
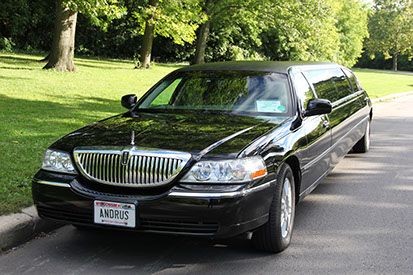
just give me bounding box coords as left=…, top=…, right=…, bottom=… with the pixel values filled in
left=94, top=200, right=136, bottom=228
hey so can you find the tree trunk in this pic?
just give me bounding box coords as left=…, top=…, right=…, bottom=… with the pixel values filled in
left=139, top=0, right=159, bottom=69
left=43, top=0, right=77, bottom=72
left=192, top=20, right=211, bottom=64
left=392, top=52, right=398, bottom=71
left=139, top=20, right=155, bottom=69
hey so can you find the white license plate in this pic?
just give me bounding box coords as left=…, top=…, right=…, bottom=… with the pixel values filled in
left=94, top=200, right=136, bottom=228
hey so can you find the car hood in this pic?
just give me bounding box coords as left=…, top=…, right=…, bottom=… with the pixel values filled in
left=51, top=111, right=284, bottom=157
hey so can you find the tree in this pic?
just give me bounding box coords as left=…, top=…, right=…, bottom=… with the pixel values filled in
left=135, top=0, right=205, bottom=68
left=366, top=0, right=413, bottom=71
left=192, top=0, right=264, bottom=64
left=192, top=0, right=368, bottom=66
left=44, top=0, right=124, bottom=72
left=330, top=0, right=369, bottom=67
left=258, top=0, right=340, bottom=62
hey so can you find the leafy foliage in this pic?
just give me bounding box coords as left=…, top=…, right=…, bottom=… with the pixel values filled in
left=330, top=0, right=369, bottom=67
left=134, top=0, right=206, bottom=45
left=259, top=0, right=368, bottom=67
left=366, top=0, right=413, bottom=61
left=1, top=0, right=371, bottom=68
left=261, top=0, right=339, bottom=62
left=64, top=0, right=126, bottom=30
left=199, top=0, right=368, bottom=67
left=202, top=0, right=265, bottom=61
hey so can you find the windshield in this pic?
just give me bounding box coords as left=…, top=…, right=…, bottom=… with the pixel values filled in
left=137, top=71, right=292, bottom=116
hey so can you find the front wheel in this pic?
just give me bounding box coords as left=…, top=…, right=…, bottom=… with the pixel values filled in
left=252, top=163, right=296, bottom=253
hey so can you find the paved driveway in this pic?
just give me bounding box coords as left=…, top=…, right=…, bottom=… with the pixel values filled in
left=1, top=96, right=412, bottom=274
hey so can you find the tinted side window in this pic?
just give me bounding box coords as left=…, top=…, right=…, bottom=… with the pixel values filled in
left=150, top=78, right=182, bottom=107
left=291, top=72, right=315, bottom=110
left=332, top=69, right=353, bottom=99
left=342, top=68, right=361, bottom=92
left=305, top=68, right=352, bottom=102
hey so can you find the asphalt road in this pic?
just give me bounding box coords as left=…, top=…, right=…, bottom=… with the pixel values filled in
left=1, top=96, right=412, bottom=274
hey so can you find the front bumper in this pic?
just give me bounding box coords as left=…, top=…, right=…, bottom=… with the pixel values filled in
left=32, top=171, right=275, bottom=238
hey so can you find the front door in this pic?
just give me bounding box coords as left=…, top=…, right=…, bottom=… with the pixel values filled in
left=290, top=70, right=332, bottom=194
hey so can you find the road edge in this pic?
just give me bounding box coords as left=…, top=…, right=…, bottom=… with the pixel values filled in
left=371, top=90, right=413, bottom=104
left=0, top=206, right=62, bottom=251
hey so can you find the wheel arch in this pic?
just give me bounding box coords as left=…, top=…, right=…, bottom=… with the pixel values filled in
left=284, top=155, right=301, bottom=204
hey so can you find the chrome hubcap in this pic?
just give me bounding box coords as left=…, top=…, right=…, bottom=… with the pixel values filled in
left=280, top=177, right=292, bottom=238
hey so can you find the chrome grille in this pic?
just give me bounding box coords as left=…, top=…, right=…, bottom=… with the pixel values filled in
left=73, top=147, right=191, bottom=188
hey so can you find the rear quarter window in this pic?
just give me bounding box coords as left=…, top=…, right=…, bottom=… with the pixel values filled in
left=342, top=68, right=362, bottom=92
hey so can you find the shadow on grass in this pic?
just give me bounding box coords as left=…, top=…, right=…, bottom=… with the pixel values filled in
left=0, top=75, right=31, bottom=80
left=75, top=56, right=135, bottom=65
left=0, top=54, right=184, bottom=71
left=75, top=59, right=184, bottom=70
left=0, top=55, right=42, bottom=70
left=0, top=55, right=40, bottom=63
left=0, top=66, right=36, bottom=71
left=75, top=62, right=132, bottom=70
left=354, top=68, right=413, bottom=76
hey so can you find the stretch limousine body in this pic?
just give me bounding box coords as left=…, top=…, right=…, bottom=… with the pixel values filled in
left=33, top=61, right=372, bottom=252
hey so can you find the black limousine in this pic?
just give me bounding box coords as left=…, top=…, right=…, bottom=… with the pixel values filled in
left=33, top=61, right=372, bottom=252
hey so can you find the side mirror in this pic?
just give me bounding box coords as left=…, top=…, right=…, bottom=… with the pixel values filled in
left=304, top=98, right=332, bottom=117
left=121, top=94, right=137, bottom=109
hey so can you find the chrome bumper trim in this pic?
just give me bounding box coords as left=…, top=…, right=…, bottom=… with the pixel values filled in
left=168, top=180, right=274, bottom=199
left=33, top=179, right=273, bottom=198
left=34, top=180, right=71, bottom=188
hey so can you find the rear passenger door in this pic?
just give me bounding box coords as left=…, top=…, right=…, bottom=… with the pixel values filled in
left=304, top=68, right=366, bottom=168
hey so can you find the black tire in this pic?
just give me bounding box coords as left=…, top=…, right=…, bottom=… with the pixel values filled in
left=252, top=163, right=296, bottom=253
left=353, top=119, right=370, bottom=153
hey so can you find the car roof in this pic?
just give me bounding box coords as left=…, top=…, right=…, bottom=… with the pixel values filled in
left=176, top=61, right=338, bottom=74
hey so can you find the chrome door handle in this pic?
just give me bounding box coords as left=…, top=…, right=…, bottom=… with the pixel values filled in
left=322, top=120, right=330, bottom=128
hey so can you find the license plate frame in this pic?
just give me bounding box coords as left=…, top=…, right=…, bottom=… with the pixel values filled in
left=94, top=200, right=136, bottom=228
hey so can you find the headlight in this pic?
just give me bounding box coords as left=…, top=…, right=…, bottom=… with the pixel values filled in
left=42, top=149, right=76, bottom=174
left=180, top=156, right=267, bottom=183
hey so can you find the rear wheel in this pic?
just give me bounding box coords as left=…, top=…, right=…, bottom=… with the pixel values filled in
left=353, top=119, right=370, bottom=153
left=252, top=163, right=296, bottom=253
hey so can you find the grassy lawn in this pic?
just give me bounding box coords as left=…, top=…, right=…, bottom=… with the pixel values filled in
left=353, top=68, right=413, bottom=98
left=0, top=53, right=412, bottom=215
left=0, top=53, right=179, bottom=215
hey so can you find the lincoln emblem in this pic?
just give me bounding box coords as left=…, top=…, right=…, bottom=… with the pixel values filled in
left=121, top=151, right=130, bottom=165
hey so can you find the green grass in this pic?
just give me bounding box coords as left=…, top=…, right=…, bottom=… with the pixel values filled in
left=353, top=68, right=413, bottom=98
left=0, top=53, right=412, bottom=215
left=0, top=53, right=179, bottom=215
